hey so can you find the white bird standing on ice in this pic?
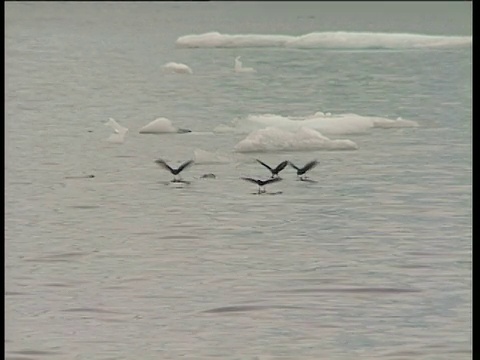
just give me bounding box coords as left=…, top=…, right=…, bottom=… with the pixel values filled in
left=234, top=56, right=256, bottom=73
left=105, top=118, right=128, bottom=143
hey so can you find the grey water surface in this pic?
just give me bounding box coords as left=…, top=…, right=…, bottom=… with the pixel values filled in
left=5, top=2, right=471, bottom=360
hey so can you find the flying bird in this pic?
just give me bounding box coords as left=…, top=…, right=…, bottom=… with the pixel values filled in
left=155, top=159, right=194, bottom=182
left=241, top=177, right=282, bottom=194
left=289, top=160, right=319, bottom=180
left=256, top=159, right=288, bottom=178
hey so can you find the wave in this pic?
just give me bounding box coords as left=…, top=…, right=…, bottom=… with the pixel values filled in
left=214, top=112, right=419, bottom=136
left=234, top=127, right=358, bottom=153
left=176, top=31, right=472, bottom=49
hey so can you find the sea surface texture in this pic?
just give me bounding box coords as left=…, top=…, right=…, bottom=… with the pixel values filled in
left=5, top=2, right=472, bottom=360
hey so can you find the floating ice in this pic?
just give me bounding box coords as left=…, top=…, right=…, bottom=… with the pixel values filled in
left=105, top=118, right=128, bottom=143
left=176, top=31, right=472, bottom=49
left=193, top=149, right=231, bottom=164
left=234, top=127, right=358, bottom=153
left=162, top=62, right=193, bottom=74
left=139, top=117, right=191, bottom=134
left=215, top=112, right=419, bottom=136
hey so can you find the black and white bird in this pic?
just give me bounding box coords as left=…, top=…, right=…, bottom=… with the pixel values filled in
left=241, top=177, right=282, bottom=194
left=289, top=160, right=319, bottom=181
left=155, top=159, right=194, bottom=182
left=255, top=159, right=289, bottom=178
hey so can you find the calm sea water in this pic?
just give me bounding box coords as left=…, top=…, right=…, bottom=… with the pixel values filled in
left=5, top=2, right=472, bottom=360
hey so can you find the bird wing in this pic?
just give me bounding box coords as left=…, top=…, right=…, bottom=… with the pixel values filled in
left=241, top=177, right=259, bottom=185
left=274, top=160, right=289, bottom=173
left=177, top=160, right=194, bottom=173
left=263, top=177, right=282, bottom=186
left=289, top=162, right=300, bottom=171
left=155, top=159, right=174, bottom=173
left=301, top=160, right=319, bottom=173
left=256, top=159, right=273, bottom=172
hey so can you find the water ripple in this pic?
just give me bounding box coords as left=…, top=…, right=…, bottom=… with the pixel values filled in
left=203, top=304, right=305, bottom=314
left=278, top=287, right=421, bottom=294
